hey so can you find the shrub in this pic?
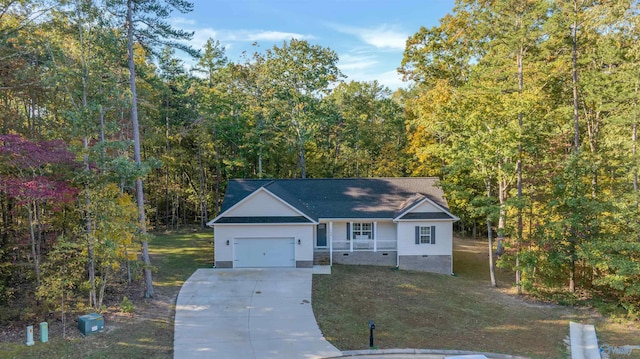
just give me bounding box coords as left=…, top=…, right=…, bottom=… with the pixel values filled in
left=120, top=296, right=134, bottom=314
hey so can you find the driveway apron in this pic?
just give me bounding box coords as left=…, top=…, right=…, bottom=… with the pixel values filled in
left=174, top=268, right=342, bottom=359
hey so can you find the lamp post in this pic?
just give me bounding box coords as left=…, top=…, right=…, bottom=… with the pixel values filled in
left=369, top=320, right=375, bottom=348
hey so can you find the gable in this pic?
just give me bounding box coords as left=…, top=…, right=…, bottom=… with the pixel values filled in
left=224, top=190, right=301, bottom=217
left=395, top=197, right=459, bottom=221
left=411, top=201, right=441, bottom=213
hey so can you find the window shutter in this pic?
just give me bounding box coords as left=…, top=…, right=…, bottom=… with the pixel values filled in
left=431, top=225, right=436, bottom=244
left=415, top=226, right=420, bottom=244
left=346, top=222, right=351, bottom=240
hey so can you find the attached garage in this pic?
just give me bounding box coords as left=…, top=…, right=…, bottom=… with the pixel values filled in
left=234, top=237, right=295, bottom=268
left=211, top=221, right=314, bottom=269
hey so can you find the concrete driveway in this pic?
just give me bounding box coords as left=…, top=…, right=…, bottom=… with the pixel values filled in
left=173, top=268, right=342, bottom=359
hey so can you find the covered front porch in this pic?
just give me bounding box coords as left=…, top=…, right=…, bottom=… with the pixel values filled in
left=313, top=220, right=398, bottom=266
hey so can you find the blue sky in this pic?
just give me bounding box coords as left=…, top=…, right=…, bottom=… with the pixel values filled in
left=171, top=0, right=455, bottom=90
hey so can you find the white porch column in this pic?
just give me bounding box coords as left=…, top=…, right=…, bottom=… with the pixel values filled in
left=329, top=221, right=333, bottom=266
left=373, top=221, right=377, bottom=252
left=349, top=221, right=353, bottom=252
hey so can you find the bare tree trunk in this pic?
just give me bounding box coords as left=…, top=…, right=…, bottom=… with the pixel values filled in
left=213, top=123, right=221, bottom=214
left=127, top=0, right=153, bottom=298
left=496, top=172, right=506, bottom=256
left=634, top=121, right=638, bottom=205
left=196, top=139, right=208, bottom=229
left=165, top=167, right=170, bottom=229
left=165, top=111, right=170, bottom=230
left=633, top=84, right=638, bottom=208
left=85, top=138, right=96, bottom=309
left=568, top=0, right=580, bottom=294
left=486, top=180, right=497, bottom=287
left=61, top=289, right=65, bottom=339
left=516, top=47, right=524, bottom=295
left=256, top=114, right=263, bottom=179
left=99, top=104, right=105, bottom=160
left=97, top=266, right=109, bottom=309
left=27, top=201, right=40, bottom=287
left=569, top=258, right=576, bottom=293
left=299, top=144, right=307, bottom=179
left=124, top=245, right=132, bottom=284
left=154, top=170, right=159, bottom=226
left=572, top=1, right=580, bottom=154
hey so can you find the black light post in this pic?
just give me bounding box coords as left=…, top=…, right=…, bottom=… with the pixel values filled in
left=369, top=320, right=375, bottom=348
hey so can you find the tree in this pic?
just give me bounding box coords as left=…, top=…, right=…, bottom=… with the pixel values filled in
left=261, top=39, right=343, bottom=178
left=192, top=39, right=227, bottom=216
left=108, top=0, right=197, bottom=298
left=457, top=0, right=550, bottom=292
left=0, top=135, right=77, bottom=287
left=325, top=80, right=407, bottom=177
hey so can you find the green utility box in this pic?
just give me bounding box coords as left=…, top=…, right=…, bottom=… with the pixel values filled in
left=78, top=313, right=104, bottom=336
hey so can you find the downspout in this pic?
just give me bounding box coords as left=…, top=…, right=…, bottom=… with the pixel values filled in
left=451, top=221, right=454, bottom=275
left=394, top=220, right=400, bottom=268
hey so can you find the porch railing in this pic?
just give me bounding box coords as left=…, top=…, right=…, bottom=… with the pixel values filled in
left=330, top=238, right=397, bottom=251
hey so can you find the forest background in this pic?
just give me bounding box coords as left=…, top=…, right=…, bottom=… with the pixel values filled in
left=1, top=0, right=640, bottom=322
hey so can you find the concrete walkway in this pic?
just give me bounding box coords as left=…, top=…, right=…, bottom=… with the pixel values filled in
left=173, top=268, right=342, bottom=359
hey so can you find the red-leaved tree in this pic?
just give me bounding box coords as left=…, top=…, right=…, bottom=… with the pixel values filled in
left=0, top=134, right=77, bottom=287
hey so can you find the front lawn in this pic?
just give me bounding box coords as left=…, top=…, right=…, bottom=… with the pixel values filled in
left=312, top=237, right=640, bottom=359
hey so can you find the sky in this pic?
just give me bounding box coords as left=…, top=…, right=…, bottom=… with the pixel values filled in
left=171, top=0, right=455, bottom=90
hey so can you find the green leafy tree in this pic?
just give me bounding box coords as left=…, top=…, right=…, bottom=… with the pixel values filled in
left=261, top=39, right=343, bottom=178
left=325, top=80, right=407, bottom=177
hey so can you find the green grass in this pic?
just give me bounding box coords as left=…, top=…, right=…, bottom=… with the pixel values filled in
left=149, top=231, right=214, bottom=292
left=0, top=231, right=213, bottom=359
left=312, top=237, right=640, bottom=359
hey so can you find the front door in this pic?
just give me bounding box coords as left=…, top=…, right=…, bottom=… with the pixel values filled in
left=316, top=223, right=327, bottom=247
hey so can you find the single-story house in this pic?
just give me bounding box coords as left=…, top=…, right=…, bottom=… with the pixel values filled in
left=206, top=177, right=459, bottom=274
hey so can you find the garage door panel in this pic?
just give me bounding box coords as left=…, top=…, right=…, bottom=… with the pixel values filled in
left=234, top=238, right=295, bottom=268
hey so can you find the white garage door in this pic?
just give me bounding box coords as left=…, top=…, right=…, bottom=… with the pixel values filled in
left=234, top=237, right=295, bottom=268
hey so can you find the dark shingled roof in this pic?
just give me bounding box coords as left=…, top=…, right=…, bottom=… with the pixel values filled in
left=217, top=178, right=454, bottom=222
left=397, top=212, right=454, bottom=220
left=214, top=216, right=311, bottom=224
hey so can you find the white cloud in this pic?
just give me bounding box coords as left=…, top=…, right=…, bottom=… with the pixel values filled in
left=190, top=28, right=219, bottom=49
left=176, top=21, right=313, bottom=48
left=244, top=30, right=313, bottom=42
left=338, top=53, right=378, bottom=71
left=328, top=23, right=408, bottom=50
left=374, top=70, right=407, bottom=89
left=344, top=69, right=407, bottom=91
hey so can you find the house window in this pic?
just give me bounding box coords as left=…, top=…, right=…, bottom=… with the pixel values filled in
left=350, top=222, right=373, bottom=239
left=415, top=225, right=436, bottom=244
left=419, top=226, right=431, bottom=243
